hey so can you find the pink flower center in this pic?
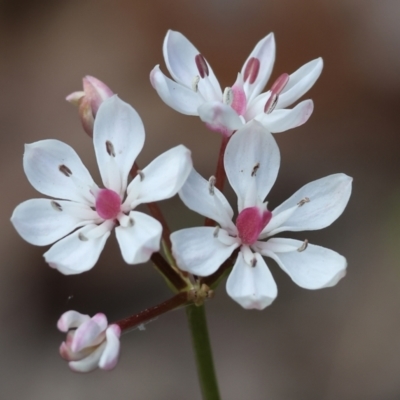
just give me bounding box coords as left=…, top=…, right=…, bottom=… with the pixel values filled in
left=236, top=207, right=272, bottom=245
left=95, top=189, right=121, bottom=220
left=231, top=84, right=247, bottom=116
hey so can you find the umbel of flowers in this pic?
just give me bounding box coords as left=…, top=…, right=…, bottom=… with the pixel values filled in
left=10, top=29, right=351, bottom=399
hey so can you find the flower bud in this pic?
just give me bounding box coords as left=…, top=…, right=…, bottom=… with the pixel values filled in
left=58, top=310, right=121, bottom=373
left=66, top=76, right=114, bottom=137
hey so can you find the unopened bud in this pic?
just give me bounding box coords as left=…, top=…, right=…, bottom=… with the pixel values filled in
left=66, top=76, right=114, bottom=137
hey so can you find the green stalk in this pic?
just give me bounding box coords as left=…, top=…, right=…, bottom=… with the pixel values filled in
left=186, top=304, right=221, bottom=400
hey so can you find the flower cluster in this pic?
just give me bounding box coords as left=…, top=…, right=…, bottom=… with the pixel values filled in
left=10, top=30, right=352, bottom=373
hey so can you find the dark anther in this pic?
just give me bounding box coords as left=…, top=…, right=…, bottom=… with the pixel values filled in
left=51, top=201, right=63, bottom=211
left=251, top=163, right=260, bottom=177
left=59, top=164, right=72, bottom=177
left=195, top=54, right=209, bottom=78
left=106, top=140, right=116, bottom=157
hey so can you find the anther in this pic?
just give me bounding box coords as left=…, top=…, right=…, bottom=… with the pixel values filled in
left=251, top=162, right=260, bottom=177
left=192, top=75, right=200, bottom=92
left=264, top=73, right=290, bottom=114
left=251, top=257, right=257, bottom=267
left=297, top=197, right=310, bottom=207
left=137, top=170, right=145, bottom=181
left=195, top=54, right=209, bottom=79
left=297, top=239, right=308, bottom=252
left=264, top=93, right=278, bottom=114
left=59, top=164, right=72, bottom=177
left=208, top=176, right=216, bottom=195
left=78, top=232, right=88, bottom=241
left=213, top=226, right=220, bottom=238
left=223, top=87, right=233, bottom=106
left=243, top=57, right=260, bottom=84
left=51, top=201, right=63, bottom=211
left=127, top=217, right=134, bottom=227
left=106, top=140, right=116, bottom=157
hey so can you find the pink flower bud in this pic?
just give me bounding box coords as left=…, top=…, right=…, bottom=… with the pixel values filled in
left=66, top=76, right=114, bottom=137
left=58, top=310, right=121, bottom=373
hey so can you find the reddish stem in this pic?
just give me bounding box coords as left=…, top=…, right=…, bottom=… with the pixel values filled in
left=115, top=292, right=189, bottom=332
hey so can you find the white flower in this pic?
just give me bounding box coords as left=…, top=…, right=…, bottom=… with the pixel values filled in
left=11, top=96, right=192, bottom=274
left=171, top=121, right=352, bottom=310
left=58, top=311, right=121, bottom=372
left=150, top=30, right=323, bottom=137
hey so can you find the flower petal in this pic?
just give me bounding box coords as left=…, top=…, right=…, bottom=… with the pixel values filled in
left=198, top=102, right=244, bottom=137
left=163, top=30, right=221, bottom=96
left=126, top=145, right=192, bottom=207
left=178, top=169, right=236, bottom=231
left=277, top=58, right=323, bottom=109
left=171, top=227, right=238, bottom=276
left=241, top=32, right=276, bottom=102
left=11, top=199, right=97, bottom=246
left=226, top=251, right=277, bottom=310
left=256, top=100, right=314, bottom=133
left=266, top=174, right=352, bottom=236
left=150, top=66, right=204, bottom=115
left=43, top=225, right=110, bottom=274
left=260, top=238, right=347, bottom=289
left=68, top=342, right=106, bottom=373
left=98, top=325, right=121, bottom=370
left=224, top=120, right=280, bottom=211
left=72, top=313, right=108, bottom=352
left=93, top=96, right=145, bottom=196
left=115, top=211, right=162, bottom=264
left=57, top=311, right=90, bottom=332
left=23, top=140, right=95, bottom=204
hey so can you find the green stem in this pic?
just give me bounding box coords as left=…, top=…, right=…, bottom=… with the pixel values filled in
left=186, top=304, right=221, bottom=400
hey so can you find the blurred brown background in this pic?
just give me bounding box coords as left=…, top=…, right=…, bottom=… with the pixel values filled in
left=1, top=0, right=400, bottom=399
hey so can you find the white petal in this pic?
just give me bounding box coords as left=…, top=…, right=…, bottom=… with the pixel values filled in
left=57, top=311, right=90, bottom=332
left=44, top=225, right=110, bottom=274
left=241, top=33, right=276, bottom=102
left=226, top=251, right=277, bottom=310
left=23, top=140, right=95, bottom=204
left=150, top=66, right=203, bottom=115
left=260, top=238, right=347, bottom=289
left=256, top=100, right=314, bottom=133
left=72, top=314, right=107, bottom=352
left=11, top=199, right=97, bottom=246
left=198, top=102, right=244, bottom=137
left=94, top=96, right=145, bottom=195
left=171, top=227, right=239, bottom=276
left=224, top=120, right=280, bottom=211
left=98, top=325, right=121, bottom=370
left=163, top=30, right=221, bottom=96
left=126, top=145, right=192, bottom=207
left=277, top=58, right=323, bottom=109
left=69, top=343, right=106, bottom=373
left=178, top=169, right=236, bottom=231
left=115, top=211, right=161, bottom=264
left=267, top=174, right=352, bottom=235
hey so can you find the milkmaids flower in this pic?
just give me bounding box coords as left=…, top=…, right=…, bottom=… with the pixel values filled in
left=171, top=121, right=352, bottom=309
left=151, top=30, right=323, bottom=137
left=58, top=311, right=121, bottom=372
left=11, top=96, right=192, bottom=274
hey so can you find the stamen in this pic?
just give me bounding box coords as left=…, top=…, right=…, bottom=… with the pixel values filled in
left=243, top=57, right=260, bottom=84
left=51, top=201, right=63, bottom=211
left=297, top=197, right=310, bottom=207
left=223, top=87, right=233, bottom=106
left=192, top=75, right=200, bottom=92
left=106, top=140, right=116, bottom=157
left=264, top=73, right=290, bottom=114
left=208, top=176, right=216, bottom=195
left=297, top=239, right=308, bottom=252
left=59, top=164, right=72, bottom=177
left=251, top=257, right=257, bottom=267
left=137, top=170, right=145, bottom=181
left=195, top=54, right=209, bottom=78
left=78, top=232, right=88, bottom=241
left=251, top=162, right=260, bottom=177
left=213, top=226, right=220, bottom=238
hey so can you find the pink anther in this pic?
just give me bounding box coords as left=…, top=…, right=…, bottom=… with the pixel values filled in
left=195, top=54, right=209, bottom=78
left=264, top=73, right=290, bottom=114
left=243, top=57, right=260, bottom=84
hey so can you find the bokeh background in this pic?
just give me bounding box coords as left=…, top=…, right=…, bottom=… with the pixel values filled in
left=1, top=1, right=400, bottom=399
